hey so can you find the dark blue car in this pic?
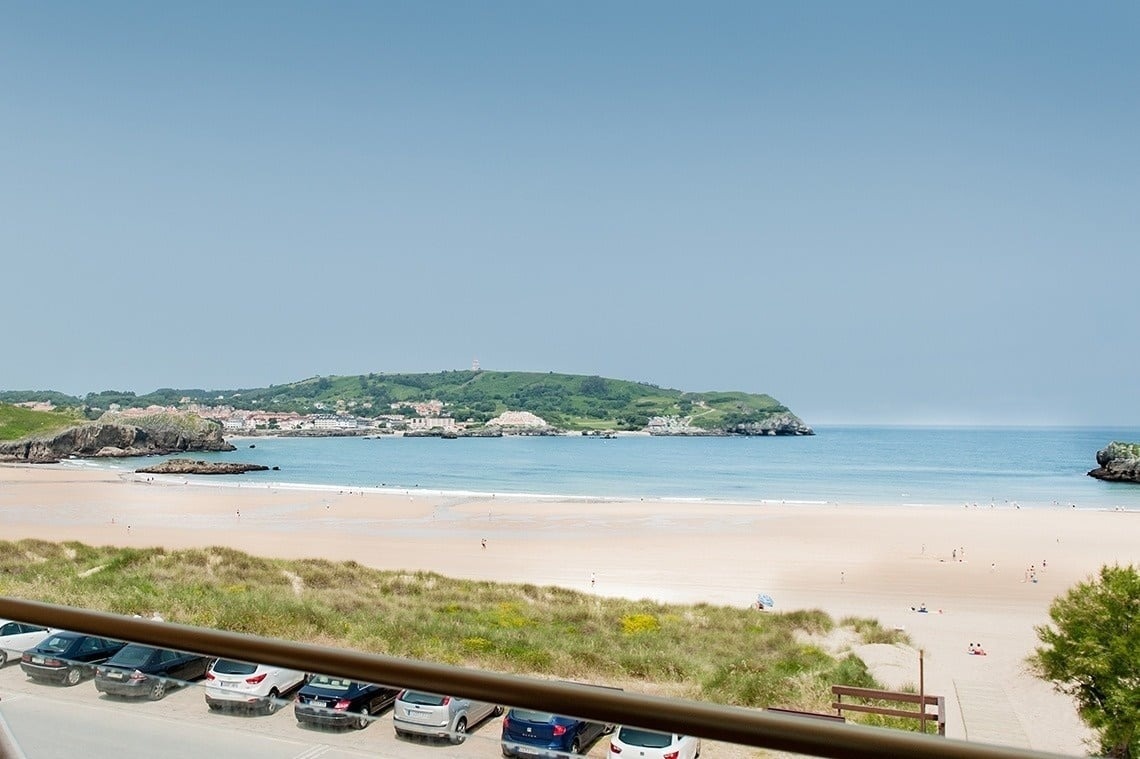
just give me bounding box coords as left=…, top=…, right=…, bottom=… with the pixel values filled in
left=501, top=708, right=613, bottom=757
left=294, top=676, right=400, bottom=729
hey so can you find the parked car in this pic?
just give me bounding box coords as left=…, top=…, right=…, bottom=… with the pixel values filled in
left=501, top=708, right=613, bottom=757
left=204, top=658, right=307, bottom=714
left=94, top=643, right=211, bottom=700
left=293, top=675, right=399, bottom=729
left=394, top=689, right=502, bottom=743
left=0, top=619, right=55, bottom=667
left=19, top=631, right=126, bottom=686
left=608, top=727, right=701, bottom=759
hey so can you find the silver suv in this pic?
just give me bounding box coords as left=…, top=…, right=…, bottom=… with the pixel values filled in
left=393, top=689, right=502, bottom=744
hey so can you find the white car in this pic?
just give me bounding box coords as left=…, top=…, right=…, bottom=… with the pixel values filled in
left=0, top=619, right=54, bottom=667
left=203, top=658, right=307, bottom=714
left=393, top=689, right=502, bottom=743
left=608, top=726, right=700, bottom=759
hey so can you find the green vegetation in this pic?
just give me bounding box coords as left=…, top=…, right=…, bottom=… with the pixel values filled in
left=0, top=403, right=82, bottom=441
left=0, top=371, right=802, bottom=432
left=1032, top=564, right=1140, bottom=758
left=1105, top=441, right=1140, bottom=460
left=1, top=540, right=907, bottom=721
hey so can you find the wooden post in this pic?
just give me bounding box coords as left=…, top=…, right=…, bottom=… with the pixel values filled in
left=919, top=649, right=926, bottom=734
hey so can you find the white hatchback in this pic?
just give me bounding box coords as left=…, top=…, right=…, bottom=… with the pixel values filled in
left=0, top=619, right=55, bottom=668
left=203, top=658, right=307, bottom=714
left=608, top=726, right=701, bottom=759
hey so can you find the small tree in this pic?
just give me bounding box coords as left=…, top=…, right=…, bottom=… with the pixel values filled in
left=1032, top=564, right=1140, bottom=758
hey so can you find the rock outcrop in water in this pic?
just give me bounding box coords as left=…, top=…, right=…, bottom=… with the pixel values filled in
left=0, top=412, right=234, bottom=463
left=1088, top=441, right=1140, bottom=484
left=725, top=413, right=815, bottom=436
left=136, top=459, right=269, bottom=475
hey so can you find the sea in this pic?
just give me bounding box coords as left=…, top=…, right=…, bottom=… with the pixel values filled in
left=72, top=426, right=1140, bottom=510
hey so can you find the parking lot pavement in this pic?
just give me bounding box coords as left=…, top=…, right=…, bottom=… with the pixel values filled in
left=0, top=656, right=513, bottom=756
left=0, top=660, right=611, bottom=759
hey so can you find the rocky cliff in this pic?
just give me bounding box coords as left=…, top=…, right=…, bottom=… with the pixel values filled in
left=725, top=413, right=815, bottom=436
left=0, top=412, right=235, bottom=463
left=1087, top=441, right=1140, bottom=484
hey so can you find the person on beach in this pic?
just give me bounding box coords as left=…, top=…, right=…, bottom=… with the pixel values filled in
left=481, top=538, right=486, bottom=549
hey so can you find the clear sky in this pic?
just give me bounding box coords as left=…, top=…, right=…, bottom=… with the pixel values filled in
left=2, top=2, right=1136, bottom=426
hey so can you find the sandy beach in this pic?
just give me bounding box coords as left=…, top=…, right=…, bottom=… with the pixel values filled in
left=3, top=464, right=1138, bottom=755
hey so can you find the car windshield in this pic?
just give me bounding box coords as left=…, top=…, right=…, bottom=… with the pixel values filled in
left=510, top=709, right=556, bottom=723
left=38, top=635, right=75, bottom=653
left=211, top=659, right=258, bottom=675
left=308, top=675, right=352, bottom=691
left=618, top=728, right=674, bottom=748
left=401, top=691, right=446, bottom=706
left=110, top=645, right=154, bottom=667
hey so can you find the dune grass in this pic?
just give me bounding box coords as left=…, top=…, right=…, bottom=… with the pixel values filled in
left=0, top=539, right=912, bottom=723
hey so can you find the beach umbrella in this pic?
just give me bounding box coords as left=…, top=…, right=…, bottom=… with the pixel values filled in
left=756, top=593, right=775, bottom=608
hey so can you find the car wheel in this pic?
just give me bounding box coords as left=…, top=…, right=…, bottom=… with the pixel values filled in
left=492, top=705, right=504, bottom=717
left=571, top=738, right=581, bottom=755
left=355, top=705, right=370, bottom=730
left=451, top=717, right=468, bottom=745
left=264, top=688, right=281, bottom=715
left=0, top=650, right=8, bottom=667
left=149, top=679, right=167, bottom=701
left=65, top=667, right=82, bottom=686
left=207, top=702, right=221, bottom=711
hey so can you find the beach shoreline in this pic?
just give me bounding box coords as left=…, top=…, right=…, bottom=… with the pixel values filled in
left=4, top=463, right=1137, bottom=754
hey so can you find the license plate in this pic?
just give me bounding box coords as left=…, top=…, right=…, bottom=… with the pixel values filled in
left=313, top=700, right=327, bottom=708
left=109, top=672, right=124, bottom=680
left=220, top=681, right=238, bottom=688
left=517, top=747, right=540, bottom=755
left=31, top=656, right=45, bottom=664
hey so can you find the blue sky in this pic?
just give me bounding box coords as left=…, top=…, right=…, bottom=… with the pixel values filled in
left=2, top=2, right=1136, bottom=426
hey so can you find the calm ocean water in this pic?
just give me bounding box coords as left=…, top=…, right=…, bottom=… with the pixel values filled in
left=81, top=426, right=1140, bottom=509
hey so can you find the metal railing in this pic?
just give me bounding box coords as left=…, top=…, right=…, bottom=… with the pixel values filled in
left=0, top=597, right=1076, bottom=759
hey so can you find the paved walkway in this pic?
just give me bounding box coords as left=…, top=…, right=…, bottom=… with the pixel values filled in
left=954, top=679, right=1030, bottom=748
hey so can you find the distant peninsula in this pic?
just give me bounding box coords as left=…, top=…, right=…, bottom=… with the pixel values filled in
left=1088, top=442, right=1140, bottom=484
left=0, top=370, right=812, bottom=460
left=0, top=370, right=813, bottom=435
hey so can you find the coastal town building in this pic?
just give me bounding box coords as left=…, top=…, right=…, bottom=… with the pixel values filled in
left=391, top=400, right=445, bottom=417
left=406, top=416, right=459, bottom=432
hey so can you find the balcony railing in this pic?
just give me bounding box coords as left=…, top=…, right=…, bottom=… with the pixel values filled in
left=0, top=597, right=1076, bottom=759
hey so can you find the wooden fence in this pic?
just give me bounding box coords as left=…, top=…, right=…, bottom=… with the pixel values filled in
left=832, top=685, right=946, bottom=735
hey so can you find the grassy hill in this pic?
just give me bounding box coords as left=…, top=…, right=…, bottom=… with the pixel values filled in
left=0, top=371, right=804, bottom=432
left=0, top=403, right=82, bottom=442
left=0, top=539, right=907, bottom=721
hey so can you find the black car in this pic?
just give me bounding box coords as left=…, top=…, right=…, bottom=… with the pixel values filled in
left=294, top=676, right=400, bottom=729
left=94, top=643, right=211, bottom=700
left=20, top=631, right=126, bottom=686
